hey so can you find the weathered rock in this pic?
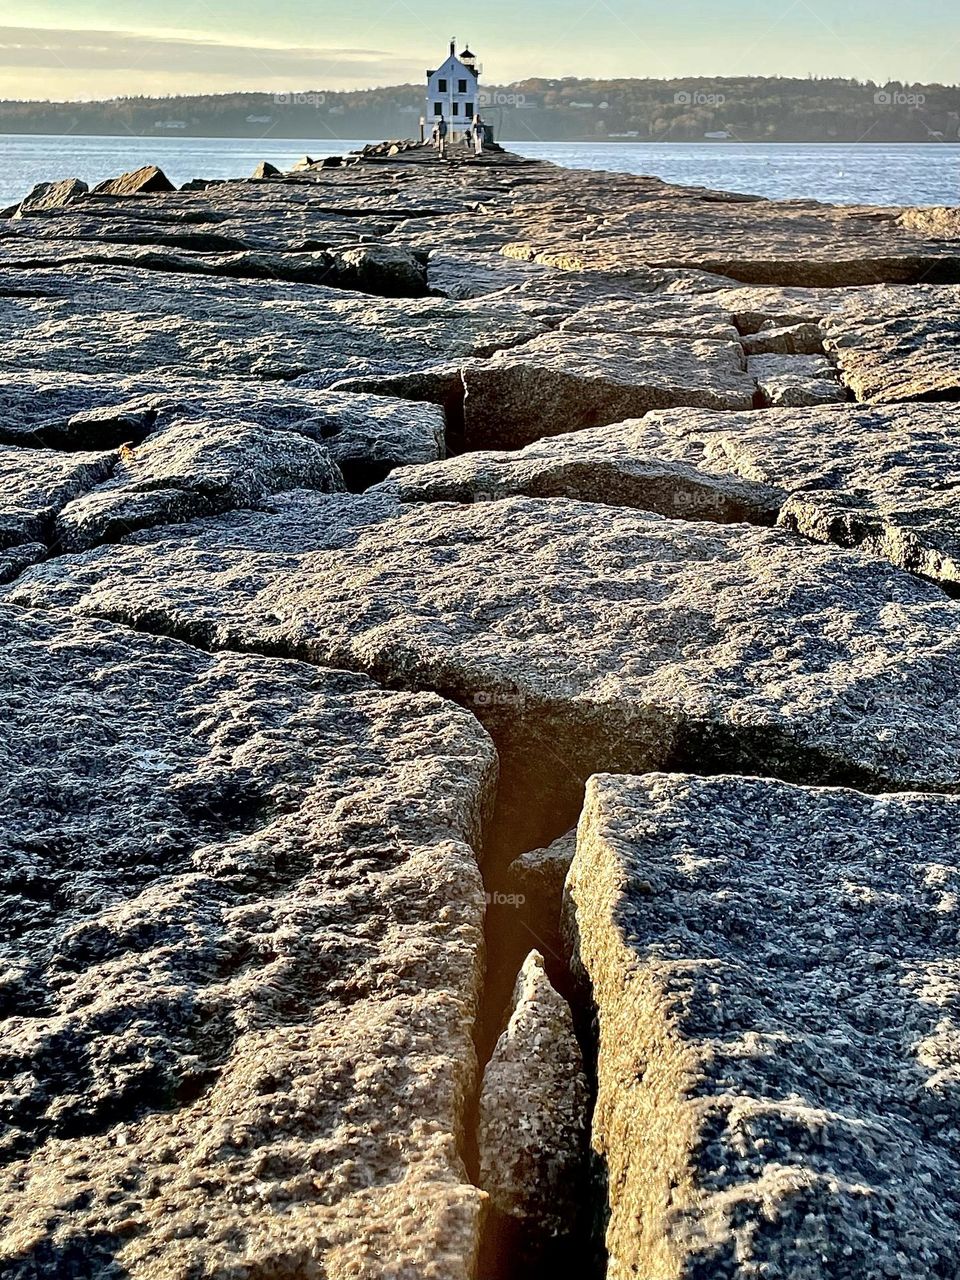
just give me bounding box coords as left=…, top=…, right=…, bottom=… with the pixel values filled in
left=306, top=394, right=445, bottom=487
left=557, top=295, right=741, bottom=341
left=12, top=178, right=88, bottom=219
left=477, top=950, right=589, bottom=1237
left=0, top=268, right=547, bottom=381
left=740, top=320, right=824, bottom=356
left=565, top=771, right=960, bottom=1280
left=178, top=178, right=221, bottom=193
left=0, top=541, right=46, bottom=584
left=250, top=160, right=281, bottom=180
left=898, top=206, right=960, bottom=238
left=5, top=147, right=960, bottom=1274
left=383, top=401, right=960, bottom=587
left=780, top=488, right=960, bottom=591
left=748, top=352, right=845, bottom=407
left=377, top=417, right=772, bottom=524
left=6, top=156, right=957, bottom=293
left=644, top=401, right=960, bottom=587
left=506, top=830, right=578, bottom=948
left=821, top=294, right=960, bottom=403
left=0, top=372, right=447, bottom=481
left=91, top=165, right=176, bottom=197
left=0, top=604, right=496, bottom=1279
left=461, top=333, right=755, bottom=449
left=501, top=189, right=960, bottom=286
left=507, top=831, right=577, bottom=905
left=10, top=492, right=960, bottom=855
left=0, top=445, right=115, bottom=550
left=328, top=243, right=428, bottom=297
left=427, top=249, right=555, bottom=298
left=54, top=419, right=344, bottom=551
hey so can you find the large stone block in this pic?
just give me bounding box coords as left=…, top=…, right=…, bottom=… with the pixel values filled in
left=565, top=772, right=960, bottom=1280
left=0, top=606, right=497, bottom=1279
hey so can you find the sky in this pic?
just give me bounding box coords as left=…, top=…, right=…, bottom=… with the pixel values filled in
left=1, top=0, right=958, bottom=100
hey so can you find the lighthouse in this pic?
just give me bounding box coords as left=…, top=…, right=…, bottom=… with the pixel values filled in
left=426, top=39, right=481, bottom=140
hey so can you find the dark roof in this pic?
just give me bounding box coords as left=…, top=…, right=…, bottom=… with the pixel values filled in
left=459, top=48, right=476, bottom=58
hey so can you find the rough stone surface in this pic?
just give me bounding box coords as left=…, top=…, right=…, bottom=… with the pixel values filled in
left=740, top=320, right=824, bottom=356
left=376, top=417, right=775, bottom=524
left=381, top=401, right=960, bottom=587
left=12, top=178, right=88, bottom=219
left=250, top=160, right=281, bottom=180
left=461, top=332, right=755, bottom=449
left=4, top=148, right=960, bottom=1273
left=642, top=402, right=960, bottom=587
left=748, top=352, right=846, bottom=407
left=0, top=445, right=115, bottom=551
left=556, top=295, right=741, bottom=341
left=821, top=294, right=960, bottom=403
left=303, top=392, right=445, bottom=487
left=0, top=372, right=446, bottom=486
left=54, top=419, right=344, bottom=551
left=0, top=541, right=46, bottom=584
left=498, top=186, right=960, bottom=286
left=91, top=165, right=176, bottom=197
left=0, top=604, right=496, bottom=1279
left=506, top=830, right=578, bottom=950
left=507, top=831, right=577, bottom=906
left=565, top=771, right=960, bottom=1280
left=10, top=492, right=960, bottom=856
left=0, top=269, right=547, bottom=382
left=477, top=950, right=588, bottom=1234
left=328, top=243, right=428, bottom=296
left=780, top=488, right=960, bottom=591
left=427, top=248, right=555, bottom=298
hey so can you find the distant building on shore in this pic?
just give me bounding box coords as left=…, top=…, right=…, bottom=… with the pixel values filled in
left=426, top=39, right=480, bottom=138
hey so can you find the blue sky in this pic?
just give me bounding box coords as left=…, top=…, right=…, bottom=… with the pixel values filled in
left=2, top=0, right=957, bottom=99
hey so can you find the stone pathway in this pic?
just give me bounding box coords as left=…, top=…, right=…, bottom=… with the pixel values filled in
left=1, top=148, right=960, bottom=1279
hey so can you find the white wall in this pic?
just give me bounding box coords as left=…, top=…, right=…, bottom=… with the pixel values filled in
left=426, top=55, right=479, bottom=134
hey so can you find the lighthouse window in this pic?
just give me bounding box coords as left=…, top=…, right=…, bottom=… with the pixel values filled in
left=452, top=102, right=459, bottom=115
left=438, top=78, right=448, bottom=92
left=466, top=102, right=474, bottom=117
left=458, top=79, right=467, bottom=93
left=433, top=102, right=442, bottom=115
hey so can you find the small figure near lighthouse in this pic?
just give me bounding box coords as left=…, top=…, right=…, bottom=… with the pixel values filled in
left=426, top=39, right=481, bottom=142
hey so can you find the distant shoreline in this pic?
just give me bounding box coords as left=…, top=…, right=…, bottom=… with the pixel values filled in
left=3, top=74, right=959, bottom=147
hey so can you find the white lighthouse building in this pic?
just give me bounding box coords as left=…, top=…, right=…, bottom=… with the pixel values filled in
left=426, top=40, right=480, bottom=138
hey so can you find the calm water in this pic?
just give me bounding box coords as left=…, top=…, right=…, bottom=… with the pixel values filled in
left=1, top=133, right=958, bottom=208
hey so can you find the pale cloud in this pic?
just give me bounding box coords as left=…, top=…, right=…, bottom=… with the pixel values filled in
left=0, top=24, right=426, bottom=96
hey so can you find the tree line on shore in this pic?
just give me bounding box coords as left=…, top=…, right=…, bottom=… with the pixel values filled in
left=1, top=76, right=957, bottom=143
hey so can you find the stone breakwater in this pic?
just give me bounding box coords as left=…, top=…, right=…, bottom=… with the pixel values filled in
left=1, top=147, right=960, bottom=1278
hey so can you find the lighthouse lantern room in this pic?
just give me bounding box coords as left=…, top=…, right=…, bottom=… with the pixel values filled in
left=426, top=39, right=481, bottom=138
